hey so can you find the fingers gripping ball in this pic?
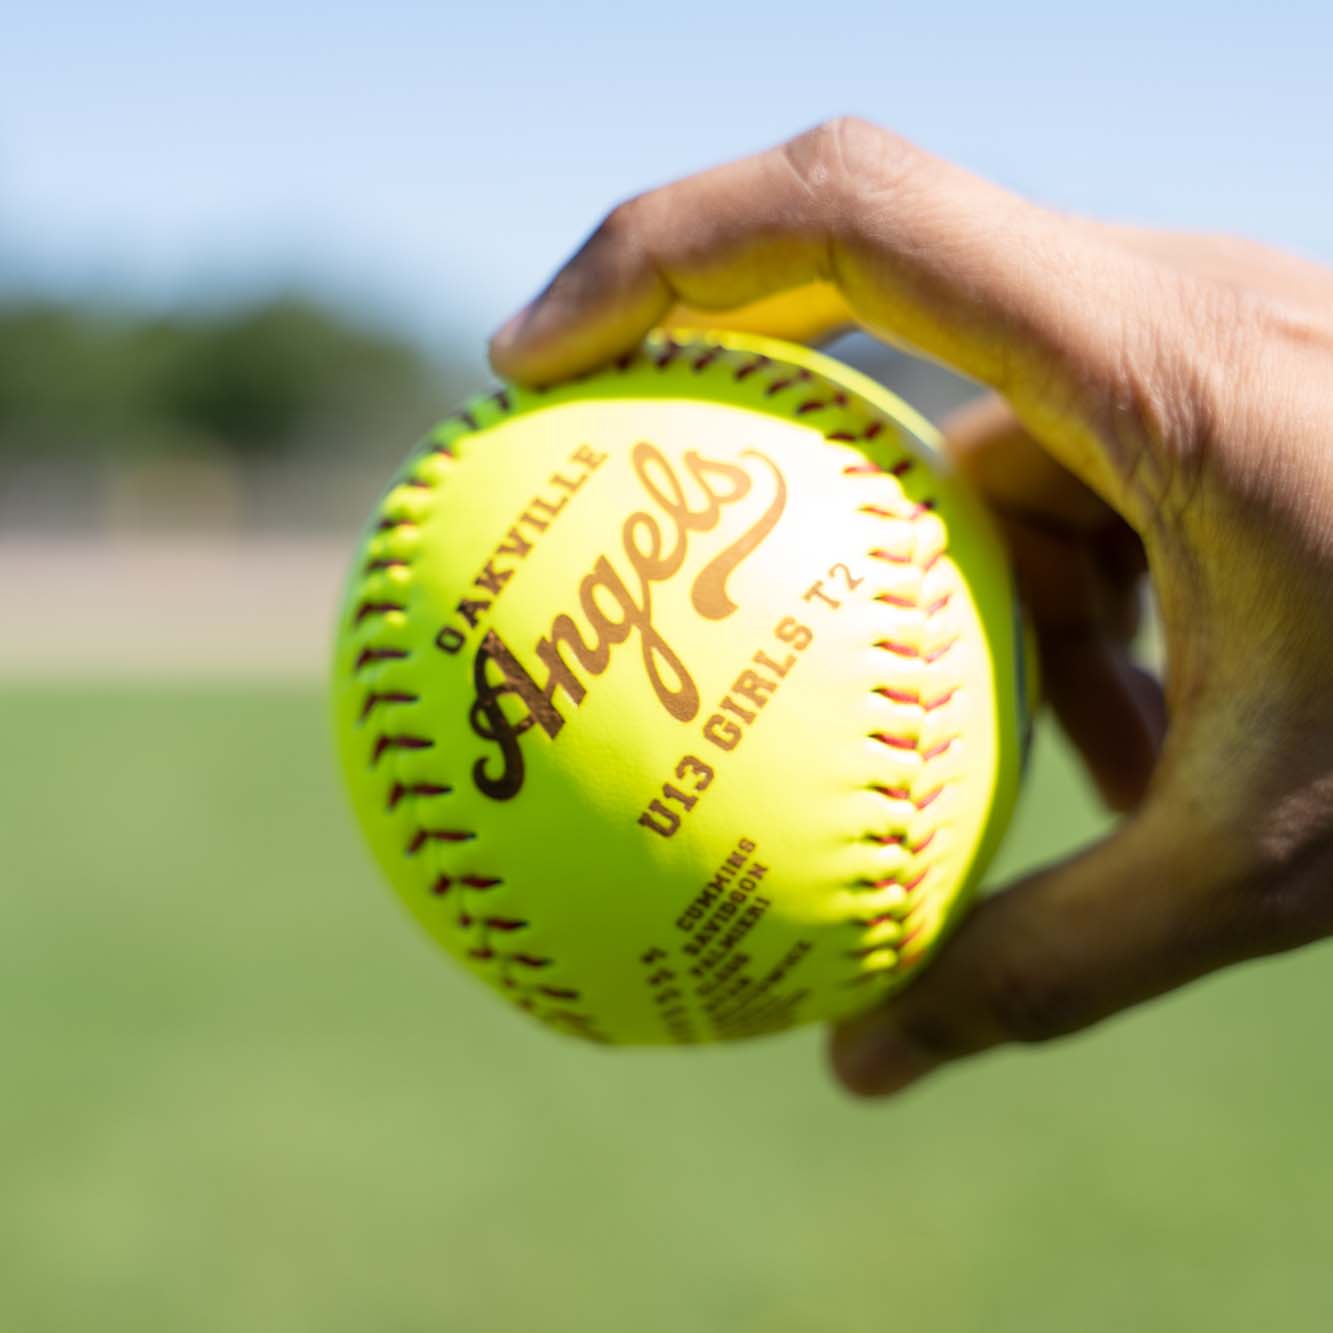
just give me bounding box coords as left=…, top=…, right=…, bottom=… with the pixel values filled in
left=332, top=331, right=1033, bottom=1046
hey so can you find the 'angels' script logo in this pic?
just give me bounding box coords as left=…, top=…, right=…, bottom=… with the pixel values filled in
left=466, top=443, right=786, bottom=800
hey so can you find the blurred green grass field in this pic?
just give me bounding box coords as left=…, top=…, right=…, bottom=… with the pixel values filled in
left=3, top=689, right=1332, bottom=1333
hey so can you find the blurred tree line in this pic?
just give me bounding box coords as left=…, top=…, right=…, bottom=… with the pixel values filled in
left=0, top=297, right=471, bottom=462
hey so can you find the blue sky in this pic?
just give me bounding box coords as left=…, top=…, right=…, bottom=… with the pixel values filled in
left=4, top=1, right=1331, bottom=364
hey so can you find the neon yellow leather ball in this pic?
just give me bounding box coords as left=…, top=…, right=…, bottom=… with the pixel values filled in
left=332, top=331, right=1033, bottom=1045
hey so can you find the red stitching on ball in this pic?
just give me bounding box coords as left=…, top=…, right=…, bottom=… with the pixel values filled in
left=360, top=691, right=420, bottom=720
left=898, top=918, right=927, bottom=946
left=846, top=943, right=891, bottom=960
left=875, top=639, right=919, bottom=658
left=869, top=782, right=947, bottom=811
left=872, top=783, right=911, bottom=800
left=387, top=781, right=450, bottom=810
left=854, top=912, right=899, bottom=928
left=874, top=686, right=919, bottom=705
left=872, top=731, right=918, bottom=751
left=847, top=399, right=962, bottom=990
left=873, top=685, right=958, bottom=711
left=430, top=873, right=501, bottom=895
left=354, top=647, right=409, bottom=672
left=862, top=868, right=929, bottom=897
left=354, top=600, right=405, bottom=625
left=733, top=354, right=770, bottom=380
left=869, top=547, right=913, bottom=565
left=877, top=638, right=957, bottom=663
left=765, top=370, right=811, bottom=396
left=408, top=827, right=475, bottom=853
left=692, top=347, right=724, bottom=371
left=371, top=734, right=434, bottom=764
left=865, top=734, right=958, bottom=768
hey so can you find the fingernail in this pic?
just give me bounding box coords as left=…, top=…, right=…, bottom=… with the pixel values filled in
left=830, top=1021, right=936, bottom=1099
left=488, top=301, right=534, bottom=354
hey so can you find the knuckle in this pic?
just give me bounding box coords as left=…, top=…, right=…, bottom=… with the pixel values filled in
left=600, top=194, right=648, bottom=241
left=785, top=117, right=919, bottom=215
left=803, top=114, right=887, bottom=159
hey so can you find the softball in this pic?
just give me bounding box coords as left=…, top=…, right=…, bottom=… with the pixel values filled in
left=332, top=330, right=1032, bottom=1045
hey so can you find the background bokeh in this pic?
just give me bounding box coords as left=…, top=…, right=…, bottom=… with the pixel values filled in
left=4, top=4, right=1332, bottom=1331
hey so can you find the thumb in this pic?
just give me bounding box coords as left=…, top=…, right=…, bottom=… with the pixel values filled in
left=828, top=801, right=1263, bottom=1098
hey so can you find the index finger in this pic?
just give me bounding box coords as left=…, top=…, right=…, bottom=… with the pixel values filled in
left=487, top=119, right=1209, bottom=521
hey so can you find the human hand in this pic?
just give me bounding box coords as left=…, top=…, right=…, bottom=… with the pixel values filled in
left=490, top=119, right=1333, bottom=1096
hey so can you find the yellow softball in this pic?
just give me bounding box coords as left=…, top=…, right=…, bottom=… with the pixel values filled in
left=332, top=330, right=1032, bottom=1045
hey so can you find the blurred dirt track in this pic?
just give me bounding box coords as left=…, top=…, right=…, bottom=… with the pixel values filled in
left=0, top=539, right=347, bottom=680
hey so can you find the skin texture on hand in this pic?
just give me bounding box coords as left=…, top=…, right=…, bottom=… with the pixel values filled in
left=490, top=119, right=1333, bottom=1097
